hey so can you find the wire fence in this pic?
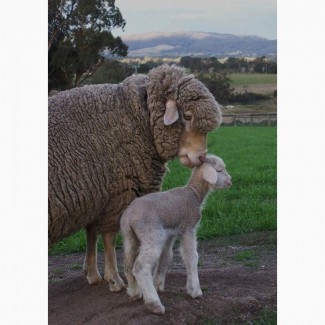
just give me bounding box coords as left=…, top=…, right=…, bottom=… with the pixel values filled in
left=222, top=112, right=277, bottom=126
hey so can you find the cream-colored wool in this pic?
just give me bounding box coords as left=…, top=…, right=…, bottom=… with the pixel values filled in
left=48, top=64, right=222, bottom=290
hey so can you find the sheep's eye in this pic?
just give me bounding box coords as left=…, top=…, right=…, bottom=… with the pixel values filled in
left=183, top=114, right=192, bottom=121
left=217, top=170, right=222, bottom=173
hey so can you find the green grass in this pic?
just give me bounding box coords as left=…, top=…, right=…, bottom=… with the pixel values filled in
left=49, top=127, right=276, bottom=254
left=163, top=126, right=277, bottom=240
left=233, top=249, right=259, bottom=268
left=250, top=310, right=277, bottom=325
left=233, top=250, right=257, bottom=262
left=48, top=228, right=123, bottom=255
left=203, top=309, right=276, bottom=325
left=49, top=230, right=87, bottom=254
left=69, top=264, right=83, bottom=270
left=230, top=73, right=277, bottom=86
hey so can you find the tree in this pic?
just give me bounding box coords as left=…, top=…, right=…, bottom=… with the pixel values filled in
left=207, top=57, right=224, bottom=72
left=81, top=59, right=133, bottom=85
left=137, top=63, right=150, bottom=74
left=180, top=56, right=193, bottom=69
left=253, top=56, right=268, bottom=73
left=48, top=0, right=128, bottom=90
left=198, top=71, right=234, bottom=104
left=226, top=57, right=241, bottom=72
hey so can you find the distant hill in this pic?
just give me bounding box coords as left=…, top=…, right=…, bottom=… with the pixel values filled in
left=119, top=31, right=277, bottom=58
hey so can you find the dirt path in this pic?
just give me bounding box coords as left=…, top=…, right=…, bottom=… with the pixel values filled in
left=48, top=231, right=276, bottom=324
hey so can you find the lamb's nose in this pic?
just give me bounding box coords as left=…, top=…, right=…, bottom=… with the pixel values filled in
left=199, top=153, right=207, bottom=163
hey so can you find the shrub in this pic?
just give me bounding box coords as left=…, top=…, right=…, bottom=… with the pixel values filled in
left=229, top=92, right=270, bottom=104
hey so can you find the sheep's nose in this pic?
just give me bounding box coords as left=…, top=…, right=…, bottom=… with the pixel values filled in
left=199, top=153, right=207, bottom=163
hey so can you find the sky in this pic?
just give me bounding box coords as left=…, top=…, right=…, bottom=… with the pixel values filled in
left=113, top=0, right=277, bottom=40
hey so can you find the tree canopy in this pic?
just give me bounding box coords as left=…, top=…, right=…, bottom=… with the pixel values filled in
left=48, top=0, right=128, bottom=91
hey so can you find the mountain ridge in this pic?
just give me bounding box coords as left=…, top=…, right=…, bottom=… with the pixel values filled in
left=118, top=31, right=276, bottom=58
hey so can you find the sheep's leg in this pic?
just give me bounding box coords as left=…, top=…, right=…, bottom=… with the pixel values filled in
left=154, top=236, right=175, bottom=292
left=83, top=225, right=102, bottom=285
left=133, top=244, right=165, bottom=314
left=102, top=231, right=125, bottom=292
left=180, top=231, right=202, bottom=298
left=123, top=230, right=142, bottom=300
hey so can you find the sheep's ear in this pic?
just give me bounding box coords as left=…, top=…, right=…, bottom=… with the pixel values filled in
left=164, top=100, right=179, bottom=125
left=202, top=166, right=218, bottom=186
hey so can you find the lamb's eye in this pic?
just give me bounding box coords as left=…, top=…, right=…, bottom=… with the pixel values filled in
left=217, top=170, right=222, bottom=173
left=183, top=114, right=192, bottom=121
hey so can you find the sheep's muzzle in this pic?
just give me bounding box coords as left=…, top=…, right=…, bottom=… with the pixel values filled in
left=178, top=129, right=208, bottom=168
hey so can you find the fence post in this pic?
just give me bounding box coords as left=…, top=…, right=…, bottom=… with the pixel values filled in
left=222, top=113, right=276, bottom=126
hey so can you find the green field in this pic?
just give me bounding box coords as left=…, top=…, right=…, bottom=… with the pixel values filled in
left=230, top=73, right=277, bottom=86
left=49, top=127, right=277, bottom=255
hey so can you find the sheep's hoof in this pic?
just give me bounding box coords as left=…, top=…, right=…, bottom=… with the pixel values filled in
left=83, top=263, right=102, bottom=285
left=145, top=300, right=165, bottom=315
left=84, top=267, right=102, bottom=285
left=105, top=275, right=125, bottom=292
left=86, top=273, right=102, bottom=285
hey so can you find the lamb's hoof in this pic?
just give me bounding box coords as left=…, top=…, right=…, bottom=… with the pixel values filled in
left=154, top=280, right=165, bottom=292
left=145, top=301, right=165, bottom=315
left=105, top=275, right=125, bottom=292
left=188, top=288, right=203, bottom=299
left=129, top=293, right=143, bottom=301
left=156, top=286, right=165, bottom=293
left=127, top=288, right=142, bottom=300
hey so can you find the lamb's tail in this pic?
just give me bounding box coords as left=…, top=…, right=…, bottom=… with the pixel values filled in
left=121, top=217, right=140, bottom=273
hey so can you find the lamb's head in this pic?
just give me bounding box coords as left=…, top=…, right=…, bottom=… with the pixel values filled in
left=147, top=64, right=222, bottom=167
left=197, top=154, right=232, bottom=190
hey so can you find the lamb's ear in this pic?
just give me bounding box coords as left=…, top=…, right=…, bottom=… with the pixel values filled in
left=202, top=166, right=218, bottom=187
left=164, top=100, right=179, bottom=125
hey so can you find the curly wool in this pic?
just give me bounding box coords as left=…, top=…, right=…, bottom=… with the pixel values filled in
left=148, top=64, right=222, bottom=130
left=48, top=64, right=222, bottom=245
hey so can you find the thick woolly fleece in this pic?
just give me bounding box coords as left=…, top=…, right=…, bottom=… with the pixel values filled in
left=48, top=65, right=222, bottom=245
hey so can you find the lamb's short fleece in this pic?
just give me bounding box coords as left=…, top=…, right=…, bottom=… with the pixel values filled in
left=120, top=155, right=232, bottom=314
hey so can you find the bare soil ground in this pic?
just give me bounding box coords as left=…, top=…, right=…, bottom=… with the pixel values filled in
left=48, top=231, right=276, bottom=324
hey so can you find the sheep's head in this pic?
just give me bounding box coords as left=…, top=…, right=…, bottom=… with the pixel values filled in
left=198, top=155, right=232, bottom=190
left=147, top=64, right=222, bottom=167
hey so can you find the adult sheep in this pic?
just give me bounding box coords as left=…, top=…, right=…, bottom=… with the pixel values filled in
left=48, top=64, right=222, bottom=291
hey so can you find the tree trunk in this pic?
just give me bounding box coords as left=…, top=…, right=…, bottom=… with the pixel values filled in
left=75, top=73, right=82, bottom=88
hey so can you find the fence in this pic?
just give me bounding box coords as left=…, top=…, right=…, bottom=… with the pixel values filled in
left=222, top=112, right=277, bottom=126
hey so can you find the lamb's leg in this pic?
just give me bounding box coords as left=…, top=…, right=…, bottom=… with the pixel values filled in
left=133, top=244, right=165, bottom=314
left=180, top=230, right=202, bottom=298
left=83, top=225, right=102, bottom=285
left=154, top=236, right=175, bottom=292
left=123, top=229, right=142, bottom=300
left=102, top=231, right=125, bottom=292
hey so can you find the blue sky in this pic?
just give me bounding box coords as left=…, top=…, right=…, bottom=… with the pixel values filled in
left=113, top=0, right=277, bottom=40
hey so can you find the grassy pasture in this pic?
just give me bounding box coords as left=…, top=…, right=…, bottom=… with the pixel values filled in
left=49, top=127, right=277, bottom=255
left=230, top=73, right=277, bottom=97
left=230, top=73, right=277, bottom=86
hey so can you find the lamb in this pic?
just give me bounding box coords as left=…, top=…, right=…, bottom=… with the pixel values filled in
left=120, top=154, right=232, bottom=314
left=48, top=64, right=222, bottom=291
